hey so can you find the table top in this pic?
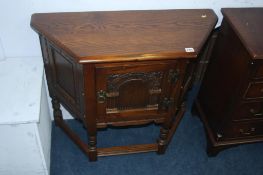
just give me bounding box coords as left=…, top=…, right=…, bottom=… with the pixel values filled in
left=0, top=57, right=43, bottom=125
left=222, top=8, right=263, bottom=59
left=31, top=9, right=217, bottom=64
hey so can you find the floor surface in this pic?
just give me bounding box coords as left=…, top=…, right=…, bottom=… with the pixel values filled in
left=50, top=89, right=263, bottom=175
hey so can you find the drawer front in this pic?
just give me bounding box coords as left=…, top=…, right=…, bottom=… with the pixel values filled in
left=230, top=122, right=263, bottom=138
left=232, top=101, right=263, bottom=121
left=95, top=60, right=187, bottom=123
left=243, top=82, right=263, bottom=99
left=251, top=61, right=263, bottom=80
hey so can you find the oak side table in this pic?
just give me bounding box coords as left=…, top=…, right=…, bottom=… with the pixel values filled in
left=31, top=9, right=217, bottom=161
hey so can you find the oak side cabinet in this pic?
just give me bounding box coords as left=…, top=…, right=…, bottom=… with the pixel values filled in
left=194, top=8, right=263, bottom=156
left=31, top=9, right=217, bottom=161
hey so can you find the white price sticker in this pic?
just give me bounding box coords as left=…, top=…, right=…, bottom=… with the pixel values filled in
left=185, top=48, right=195, bottom=53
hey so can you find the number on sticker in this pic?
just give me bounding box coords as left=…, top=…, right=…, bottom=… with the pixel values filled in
left=185, top=48, right=195, bottom=52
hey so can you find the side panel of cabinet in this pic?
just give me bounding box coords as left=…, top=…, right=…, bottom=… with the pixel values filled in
left=198, top=20, right=250, bottom=136
left=94, top=60, right=187, bottom=126
left=39, top=36, right=85, bottom=120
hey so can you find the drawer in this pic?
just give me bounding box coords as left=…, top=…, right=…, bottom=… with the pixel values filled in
left=251, top=62, right=263, bottom=80
left=230, top=121, right=263, bottom=138
left=232, top=101, right=263, bottom=121
left=243, top=82, right=263, bottom=99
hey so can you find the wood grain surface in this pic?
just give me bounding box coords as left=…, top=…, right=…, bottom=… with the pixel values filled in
left=222, top=8, right=263, bottom=59
left=31, top=9, right=217, bottom=63
left=195, top=8, right=263, bottom=156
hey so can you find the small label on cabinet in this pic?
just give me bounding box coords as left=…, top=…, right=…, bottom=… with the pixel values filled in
left=185, top=48, right=195, bottom=52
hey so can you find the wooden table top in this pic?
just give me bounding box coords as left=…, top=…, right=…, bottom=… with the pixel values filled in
left=222, top=8, right=263, bottom=59
left=31, top=9, right=217, bottom=63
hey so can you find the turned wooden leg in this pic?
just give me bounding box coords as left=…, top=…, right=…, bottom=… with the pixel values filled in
left=51, top=97, right=97, bottom=161
left=87, top=135, right=97, bottom=161
left=157, top=107, right=180, bottom=154
left=51, top=98, right=63, bottom=126
left=157, top=127, right=169, bottom=154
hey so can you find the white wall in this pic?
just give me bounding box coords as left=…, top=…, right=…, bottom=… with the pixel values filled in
left=0, top=38, right=5, bottom=61
left=1, top=0, right=263, bottom=59
left=38, top=81, right=52, bottom=173
left=0, top=124, right=47, bottom=175
left=1, top=0, right=262, bottom=119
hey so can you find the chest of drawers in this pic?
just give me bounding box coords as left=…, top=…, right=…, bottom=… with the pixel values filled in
left=31, top=9, right=217, bottom=161
left=194, top=8, right=263, bottom=156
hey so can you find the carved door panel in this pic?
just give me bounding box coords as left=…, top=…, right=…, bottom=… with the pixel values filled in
left=95, top=61, right=186, bottom=125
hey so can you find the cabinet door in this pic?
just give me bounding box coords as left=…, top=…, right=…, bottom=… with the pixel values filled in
left=95, top=61, right=187, bottom=126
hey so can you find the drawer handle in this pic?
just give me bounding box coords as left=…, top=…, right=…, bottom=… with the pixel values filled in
left=250, top=108, right=256, bottom=114
left=249, top=108, right=263, bottom=117
left=239, top=128, right=256, bottom=135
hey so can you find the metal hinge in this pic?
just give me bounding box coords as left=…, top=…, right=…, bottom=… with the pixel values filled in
left=162, top=97, right=174, bottom=110
left=168, top=69, right=180, bottom=84
left=97, top=90, right=107, bottom=103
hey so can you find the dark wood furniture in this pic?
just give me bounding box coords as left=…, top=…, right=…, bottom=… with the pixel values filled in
left=193, top=28, right=219, bottom=83
left=194, top=8, right=263, bottom=156
left=31, top=9, right=217, bottom=161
